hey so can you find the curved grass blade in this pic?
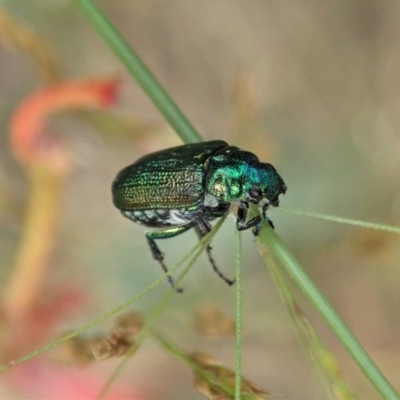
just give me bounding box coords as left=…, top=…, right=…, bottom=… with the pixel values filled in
left=266, top=252, right=357, bottom=400
left=73, top=0, right=202, bottom=144
left=257, top=220, right=399, bottom=400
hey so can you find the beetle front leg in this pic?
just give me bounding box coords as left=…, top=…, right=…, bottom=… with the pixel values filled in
left=146, top=224, right=194, bottom=292
left=236, top=203, right=262, bottom=235
left=195, top=218, right=235, bottom=286
left=262, top=203, right=275, bottom=230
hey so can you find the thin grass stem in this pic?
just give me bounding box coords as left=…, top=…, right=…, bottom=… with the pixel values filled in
left=280, top=208, right=400, bottom=234
left=235, top=230, right=243, bottom=400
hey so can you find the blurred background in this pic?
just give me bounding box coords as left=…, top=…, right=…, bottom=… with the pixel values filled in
left=1, top=0, right=400, bottom=398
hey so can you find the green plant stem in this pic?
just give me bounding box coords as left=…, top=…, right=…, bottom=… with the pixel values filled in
left=235, top=230, right=243, bottom=400
left=257, top=222, right=399, bottom=400
left=73, top=0, right=203, bottom=144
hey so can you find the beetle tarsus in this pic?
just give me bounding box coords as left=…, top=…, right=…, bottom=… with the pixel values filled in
left=265, top=217, right=275, bottom=230
left=252, top=221, right=261, bottom=236
left=261, top=203, right=275, bottom=230
left=196, top=219, right=235, bottom=286
left=206, top=243, right=235, bottom=285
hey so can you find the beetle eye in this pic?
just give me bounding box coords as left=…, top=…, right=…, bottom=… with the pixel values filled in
left=249, top=187, right=262, bottom=201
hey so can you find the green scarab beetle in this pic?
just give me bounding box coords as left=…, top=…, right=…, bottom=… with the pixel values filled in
left=112, top=140, right=286, bottom=291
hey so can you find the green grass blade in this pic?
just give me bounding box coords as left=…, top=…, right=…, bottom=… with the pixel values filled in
left=73, top=0, right=203, bottom=144
left=235, top=230, right=243, bottom=400
left=280, top=208, right=400, bottom=234
left=266, top=252, right=357, bottom=400
left=257, top=221, right=399, bottom=400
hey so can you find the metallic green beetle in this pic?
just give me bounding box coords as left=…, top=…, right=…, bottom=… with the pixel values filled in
left=112, top=140, right=286, bottom=291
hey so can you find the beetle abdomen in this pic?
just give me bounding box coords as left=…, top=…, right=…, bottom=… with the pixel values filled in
left=122, top=207, right=199, bottom=228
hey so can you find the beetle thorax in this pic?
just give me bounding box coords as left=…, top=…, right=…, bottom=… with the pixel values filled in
left=206, top=164, right=248, bottom=202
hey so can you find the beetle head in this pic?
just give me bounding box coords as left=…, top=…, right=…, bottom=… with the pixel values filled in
left=245, top=161, right=286, bottom=207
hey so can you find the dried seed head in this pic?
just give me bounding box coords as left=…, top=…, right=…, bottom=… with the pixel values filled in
left=189, top=352, right=270, bottom=400
left=93, top=312, right=143, bottom=361
left=56, top=334, right=102, bottom=366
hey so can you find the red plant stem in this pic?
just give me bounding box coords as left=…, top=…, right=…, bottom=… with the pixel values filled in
left=2, top=163, right=66, bottom=322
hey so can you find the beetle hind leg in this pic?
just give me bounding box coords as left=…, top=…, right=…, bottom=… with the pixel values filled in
left=195, top=218, right=235, bottom=286
left=146, top=224, right=193, bottom=293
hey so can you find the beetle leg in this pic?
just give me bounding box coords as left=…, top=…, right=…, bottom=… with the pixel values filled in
left=236, top=203, right=262, bottom=235
left=195, top=218, right=235, bottom=286
left=262, top=203, right=275, bottom=230
left=146, top=224, right=194, bottom=292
